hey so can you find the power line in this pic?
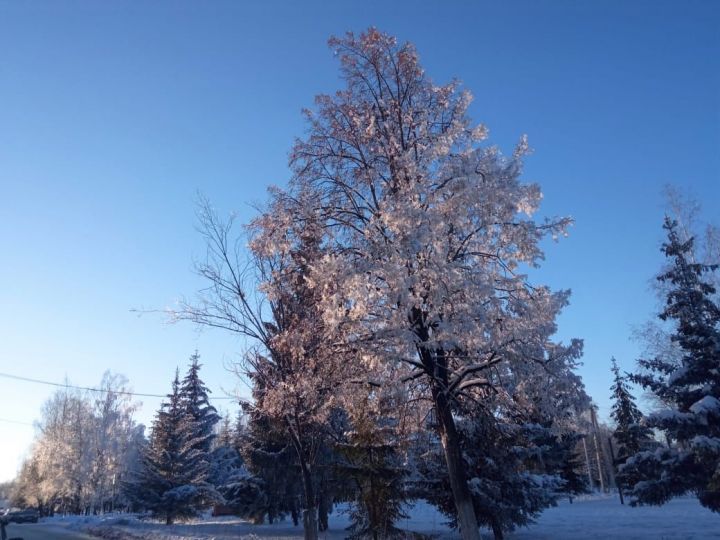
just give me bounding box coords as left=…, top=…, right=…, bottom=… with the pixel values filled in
left=0, top=371, right=236, bottom=401
left=0, top=417, right=34, bottom=427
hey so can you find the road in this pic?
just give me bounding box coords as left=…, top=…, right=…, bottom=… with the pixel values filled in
left=2, top=522, right=96, bottom=540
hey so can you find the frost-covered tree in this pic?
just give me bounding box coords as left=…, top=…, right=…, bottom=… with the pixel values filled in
left=13, top=373, right=143, bottom=516
left=11, top=455, right=52, bottom=516
left=281, top=28, right=581, bottom=539
left=556, top=433, right=588, bottom=503
left=609, top=358, right=653, bottom=468
left=207, top=418, right=263, bottom=521
left=414, top=361, right=587, bottom=540
left=238, top=401, right=307, bottom=524
left=208, top=412, right=246, bottom=512
left=623, top=218, right=720, bottom=512
left=127, top=371, right=185, bottom=523
left=32, top=388, right=95, bottom=513
left=88, top=372, right=141, bottom=513
left=214, top=413, right=235, bottom=450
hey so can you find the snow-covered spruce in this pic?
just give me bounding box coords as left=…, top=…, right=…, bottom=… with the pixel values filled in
left=125, top=358, right=221, bottom=524
left=624, top=218, right=720, bottom=512
left=609, top=356, right=655, bottom=496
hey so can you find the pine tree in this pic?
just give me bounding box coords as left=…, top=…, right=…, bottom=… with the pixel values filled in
left=208, top=415, right=241, bottom=498
left=609, top=358, right=653, bottom=465
left=215, top=414, right=235, bottom=449
left=208, top=412, right=273, bottom=522
left=624, top=218, right=720, bottom=512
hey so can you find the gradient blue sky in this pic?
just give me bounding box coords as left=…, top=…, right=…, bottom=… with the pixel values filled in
left=1, top=0, right=718, bottom=482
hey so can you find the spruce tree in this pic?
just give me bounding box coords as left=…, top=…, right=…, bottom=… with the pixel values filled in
left=126, top=371, right=201, bottom=524
left=609, top=358, right=653, bottom=465
left=208, top=415, right=241, bottom=501
left=237, top=402, right=303, bottom=524
left=334, top=399, right=408, bottom=540
left=624, top=218, right=720, bottom=512
left=557, top=434, right=588, bottom=503
left=178, top=352, right=221, bottom=490
left=416, top=412, right=562, bottom=540
left=126, top=360, right=222, bottom=523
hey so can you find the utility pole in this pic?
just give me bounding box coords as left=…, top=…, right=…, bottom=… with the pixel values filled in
left=590, top=406, right=606, bottom=492
left=111, top=473, right=116, bottom=513
left=607, top=437, right=624, bottom=505
left=582, top=437, right=594, bottom=491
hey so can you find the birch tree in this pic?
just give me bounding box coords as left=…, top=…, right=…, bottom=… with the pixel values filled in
left=14, top=373, right=142, bottom=515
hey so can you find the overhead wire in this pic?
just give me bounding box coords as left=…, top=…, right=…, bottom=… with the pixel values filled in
left=0, top=417, right=34, bottom=427
left=0, top=371, right=236, bottom=401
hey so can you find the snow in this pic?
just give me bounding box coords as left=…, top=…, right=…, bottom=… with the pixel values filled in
left=691, top=435, right=720, bottom=452
left=508, top=496, right=719, bottom=539
left=41, top=496, right=719, bottom=539
left=690, top=395, right=720, bottom=415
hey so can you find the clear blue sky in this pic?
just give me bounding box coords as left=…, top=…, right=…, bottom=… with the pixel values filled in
left=0, top=0, right=718, bottom=482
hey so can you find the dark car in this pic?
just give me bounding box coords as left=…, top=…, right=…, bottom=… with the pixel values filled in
left=2, top=507, right=39, bottom=523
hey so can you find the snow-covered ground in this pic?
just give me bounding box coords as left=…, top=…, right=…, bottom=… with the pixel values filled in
left=44, top=496, right=719, bottom=539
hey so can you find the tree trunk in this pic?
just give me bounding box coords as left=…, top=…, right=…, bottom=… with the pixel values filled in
left=318, top=492, right=329, bottom=531
left=303, top=508, right=318, bottom=540
left=299, top=459, right=318, bottom=540
left=432, top=383, right=481, bottom=540
left=287, top=419, right=318, bottom=540
left=413, top=315, right=480, bottom=540
left=491, top=518, right=504, bottom=540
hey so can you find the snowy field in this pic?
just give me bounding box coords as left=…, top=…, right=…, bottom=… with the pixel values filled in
left=42, top=496, right=719, bottom=540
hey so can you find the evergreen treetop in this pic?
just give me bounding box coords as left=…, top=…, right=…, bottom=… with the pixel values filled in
left=180, top=352, right=221, bottom=448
